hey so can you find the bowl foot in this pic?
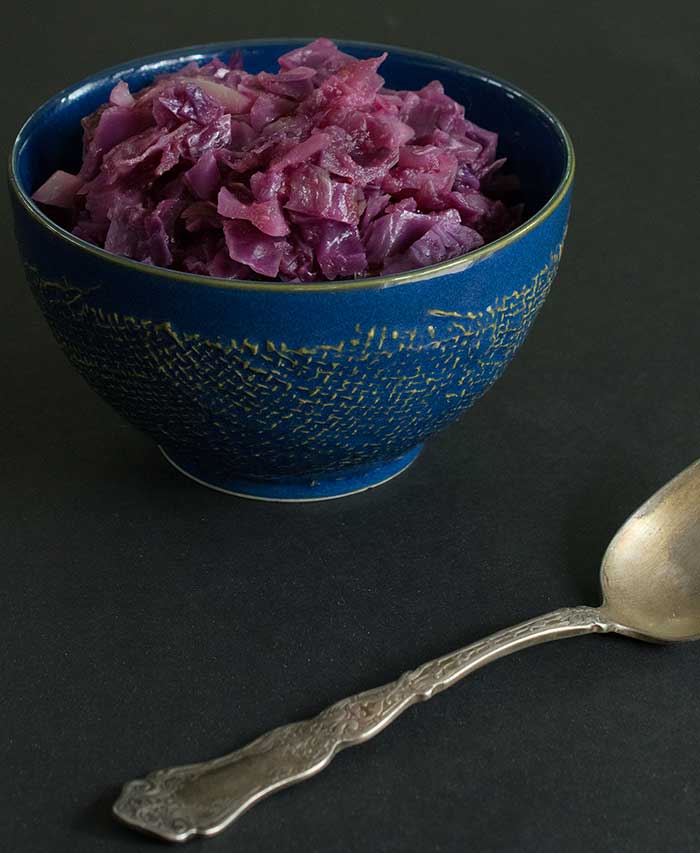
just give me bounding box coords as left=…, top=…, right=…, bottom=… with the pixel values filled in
left=158, top=445, right=423, bottom=502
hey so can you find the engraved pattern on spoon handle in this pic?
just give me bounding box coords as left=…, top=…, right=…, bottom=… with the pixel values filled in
left=113, top=606, right=609, bottom=842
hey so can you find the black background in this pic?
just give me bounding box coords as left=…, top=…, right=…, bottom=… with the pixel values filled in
left=2, top=2, right=699, bottom=851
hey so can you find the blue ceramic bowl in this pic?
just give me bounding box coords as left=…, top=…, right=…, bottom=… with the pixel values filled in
left=9, top=40, right=574, bottom=501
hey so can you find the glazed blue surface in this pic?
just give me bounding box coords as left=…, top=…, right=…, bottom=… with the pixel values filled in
left=10, top=40, right=573, bottom=500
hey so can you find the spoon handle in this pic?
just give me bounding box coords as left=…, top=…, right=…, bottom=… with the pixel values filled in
left=113, top=605, right=609, bottom=842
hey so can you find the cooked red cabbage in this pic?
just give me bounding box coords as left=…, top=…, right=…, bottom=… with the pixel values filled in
left=33, top=39, right=522, bottom=282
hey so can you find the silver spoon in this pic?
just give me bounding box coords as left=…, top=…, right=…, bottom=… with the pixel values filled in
left=113, top=459, right=700, bottom=843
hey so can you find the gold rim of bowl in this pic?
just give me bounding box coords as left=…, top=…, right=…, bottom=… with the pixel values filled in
left=9, top=39, right=575, bottom=294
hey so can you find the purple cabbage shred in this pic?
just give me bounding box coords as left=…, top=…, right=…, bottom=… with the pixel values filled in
left=33, top=39, right=523, bottom=282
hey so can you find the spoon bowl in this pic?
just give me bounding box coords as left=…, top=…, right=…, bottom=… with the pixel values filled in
left=600, top=460, right=700, bottom=642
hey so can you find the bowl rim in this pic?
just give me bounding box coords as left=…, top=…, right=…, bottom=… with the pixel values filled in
left=9, top=37, right=575, bottom=294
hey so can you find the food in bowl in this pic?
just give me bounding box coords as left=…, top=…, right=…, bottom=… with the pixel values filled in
left=32, top=38, right=522, bottom=283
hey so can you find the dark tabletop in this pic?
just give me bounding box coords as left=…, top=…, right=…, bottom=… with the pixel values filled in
left=2, top=1, right=699, bottom=851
